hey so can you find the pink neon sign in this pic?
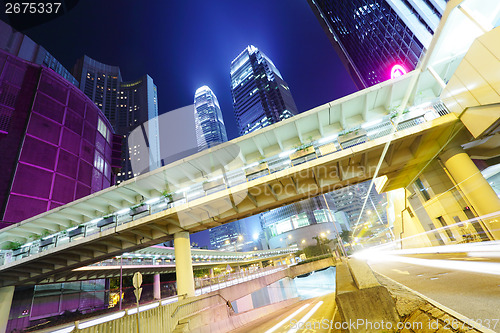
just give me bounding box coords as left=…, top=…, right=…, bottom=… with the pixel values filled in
left=390, top=64, right=407, bottom=79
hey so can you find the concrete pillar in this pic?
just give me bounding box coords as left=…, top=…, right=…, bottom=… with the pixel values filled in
left=387, top=188, right=433, bottom=248
left=441, top=147, right=500, bottom=240
left=174, top=231, right=195, bottom=297
left=209, top=267, right=214, bottom=278
left=153, top=274, right=161, bottom=300
left=0, top=286, right=15, bottom=333
left=258, top=261, right=263, bottom=269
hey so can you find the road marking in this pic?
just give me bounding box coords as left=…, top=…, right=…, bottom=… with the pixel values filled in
left=392, top=269, right=410, bottom=275
left=430, top=277, right=438, bottom=280
left=264, top=303, right=311, bottom=333
left=287, top=301, right=324, bottom=333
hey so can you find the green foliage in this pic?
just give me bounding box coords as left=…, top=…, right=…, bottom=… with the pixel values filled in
left=131, top=202, right=145, bottom=209
left=193, top=268, right=210, bottom=278
left=162, top=190, right=174, bottom=202
left=3, top=241, right=23, bottom=250
left=296, top=244, right=330, bottom=258
left=295, top=254, right=333, bottom=266
left=340, top=230, right=351, bottom=243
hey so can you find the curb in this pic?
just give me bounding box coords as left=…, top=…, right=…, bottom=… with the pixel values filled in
left=374, top=270, right=496, bottom=333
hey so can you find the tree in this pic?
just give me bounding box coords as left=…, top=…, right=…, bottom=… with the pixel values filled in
left=340, top=230, right=351, bottom=243
left=312, top=236, right=333, bottom=254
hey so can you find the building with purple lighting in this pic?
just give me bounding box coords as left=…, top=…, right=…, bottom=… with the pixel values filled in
left=0, top=19, right=79, bottom=86
left=0, top=49, right=121, bottom=227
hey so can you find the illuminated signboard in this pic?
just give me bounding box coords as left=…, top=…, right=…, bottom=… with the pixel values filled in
left=390, top=64, right=407, bottom=79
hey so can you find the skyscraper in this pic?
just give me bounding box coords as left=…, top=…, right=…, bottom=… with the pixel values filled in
left=72, top=55, right=121, bottom=124
left=118, top=75, right=161, bottom=182
left=194, top=86, right=228, bottom=151
left=72, top=56, right=161, bottom=183
left=307, top=0, right=444, bottom=88
left=230, top=45, right=298, bottom=135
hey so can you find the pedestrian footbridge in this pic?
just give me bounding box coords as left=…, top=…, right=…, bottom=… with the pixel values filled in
left=0, top=61, right=459, bottom=287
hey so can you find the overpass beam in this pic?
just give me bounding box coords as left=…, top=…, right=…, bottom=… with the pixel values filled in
left=174, top=231, right=195, bottom=297
left=0, top=286, right=14, bottom=333
left=441, top=146, right=500, bottom=240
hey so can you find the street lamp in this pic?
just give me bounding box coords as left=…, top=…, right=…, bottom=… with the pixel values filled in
left=226, top=235, right=243, bottom=252
left=321, top=194, right=347, bottom=257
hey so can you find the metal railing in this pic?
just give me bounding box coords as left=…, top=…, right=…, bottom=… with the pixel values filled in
left=194, top=265, right=287, bottom=296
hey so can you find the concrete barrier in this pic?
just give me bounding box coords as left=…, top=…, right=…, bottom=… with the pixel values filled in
left=289, top=256, right=336, bottom=278
left=336, top=259, right=493, bottom=333
left=375, top=272, right=494, bottom=333
left=214, top=256, right=336, bottom=302
left=335, top=260, right=399, bottom=333
left=177, top=257, right=337, bottom=332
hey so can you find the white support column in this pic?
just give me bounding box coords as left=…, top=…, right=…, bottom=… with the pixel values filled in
left=174, top=231, right=195, bottom=297
left=0, top=286, right=15, bottom=333
left=209, top=267, right=214, bottom=278
left=153, top=274, right=161, bottom=300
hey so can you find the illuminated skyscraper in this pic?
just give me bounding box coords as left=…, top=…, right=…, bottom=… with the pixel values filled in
left=73, top=56, right=161, bottom=183
left=230, top=45, right=298, bottom=135
left=307, top=0, right=445, bottom=88
left=194, top=86, right=227, bottom=151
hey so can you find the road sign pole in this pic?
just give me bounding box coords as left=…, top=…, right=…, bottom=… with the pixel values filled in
left=133, top=272, right=143, bottom=333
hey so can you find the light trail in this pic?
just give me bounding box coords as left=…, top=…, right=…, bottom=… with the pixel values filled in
left=264, top=303, right=311, bottom=333
left=287, top=301, right=324, bottom=333
left=365, top=254, right=500, bottom=276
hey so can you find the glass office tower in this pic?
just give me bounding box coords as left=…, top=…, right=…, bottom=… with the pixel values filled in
left=230, top=45, right=298, bottom=135
left=194, top=86, right=228, bottom=151
left=307, top=0, right=445, bottom=88
left=73, top=56, right=161, bottom=183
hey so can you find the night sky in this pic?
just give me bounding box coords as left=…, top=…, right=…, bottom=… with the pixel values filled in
left=14, top=1, right=359, bottom=247
left=20, top=0, right=357, bottom=140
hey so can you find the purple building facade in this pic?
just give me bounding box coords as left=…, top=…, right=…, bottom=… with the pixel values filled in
left=0, top=49, right=121, bottom=227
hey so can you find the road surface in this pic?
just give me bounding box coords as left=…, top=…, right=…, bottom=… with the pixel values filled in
left=368, top=252, right=500, bottom=332
left=230, top=293, right=339, bottom=333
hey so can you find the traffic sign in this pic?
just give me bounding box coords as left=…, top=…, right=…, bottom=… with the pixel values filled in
left=133, top=272, right=143, bottom=289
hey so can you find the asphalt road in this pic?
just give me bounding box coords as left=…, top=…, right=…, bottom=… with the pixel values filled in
left=367, top=252, right=500, bottom=332
left=230, top=293, right=339, bottom=333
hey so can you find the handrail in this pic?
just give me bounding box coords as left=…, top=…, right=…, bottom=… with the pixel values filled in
left=170, top=293, right=230, bottom=318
